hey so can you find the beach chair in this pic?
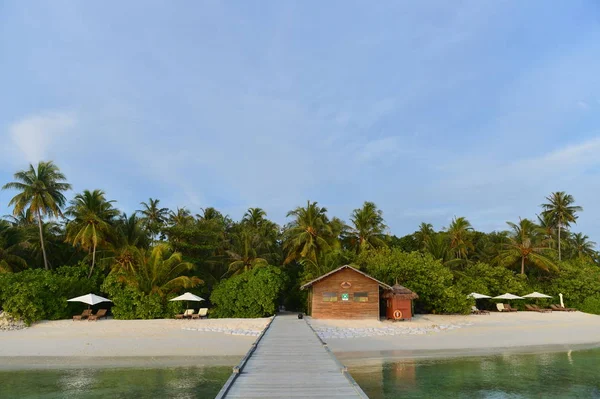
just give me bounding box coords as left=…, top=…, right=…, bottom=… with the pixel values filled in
left=471, top=306, right=489, bottom=315
left=73, top=309, right=93, bottom=321
left=504, top=304, right=518, bottom=312
left=496, top=303, right=506, bottom=312
left=531, top=305, right=552, bottom=313
left=551, top=304, right=576, bottom=312
left=88, top=309, right=108, bottom=321
left=177, top=309, right=195, bottom=319
left=193, top=308, right=208, bottom=319
left=526, top=304, right=551, bottom=313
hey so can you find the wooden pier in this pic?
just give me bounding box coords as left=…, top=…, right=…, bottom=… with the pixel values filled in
left=216, top=313, right=368, bottom=398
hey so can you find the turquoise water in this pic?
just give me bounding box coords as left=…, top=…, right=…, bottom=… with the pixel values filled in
left=0, top=366, right=231, bottom=399
left=350, top=348, right=600, bottom=398
left=2, top=349, right=600, bottom=398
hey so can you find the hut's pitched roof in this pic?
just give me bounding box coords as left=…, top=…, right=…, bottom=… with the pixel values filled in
left=300, top=265, right=393, bottom=290
left=382, top=283, right=419, bottom=299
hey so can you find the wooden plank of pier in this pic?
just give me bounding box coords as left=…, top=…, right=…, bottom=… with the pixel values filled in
left=216, top=313, right=368, bottom=398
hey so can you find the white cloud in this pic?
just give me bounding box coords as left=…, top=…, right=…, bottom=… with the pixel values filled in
left=7, top=112, right=76, bottom=163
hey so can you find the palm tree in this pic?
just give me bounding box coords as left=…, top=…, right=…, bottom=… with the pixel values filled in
left=541, top=192, right=583, bottom=261
left=242, top=208, right=267, bottom=228
left=0, top=220, right=27, bottom=272
left=226, top=229, right=269, bottom=276
left=113, top=244, right=202, bottom=297
left=568, top=232, right=597, bottom=260
left=168, top=207, right=194, bottom=227
left=348, top=201, right=387, bottom=253
left=536, top=213, right=556, bottom=249
left=137, top=198, right=169, bottom=242
left=496, top=218, right=557, bottom=275
left=283, top=201, right=334, bottom=264
left=65, top=189, right=120, bottom=278
left=114, top=213, right=150, bottom=249
left=2, top=161, right=71, bottom=270
left=445, top=216, right=474, bottom=259
left=414, top=222, right=434, bottom=250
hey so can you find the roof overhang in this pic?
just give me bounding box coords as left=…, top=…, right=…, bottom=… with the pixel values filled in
left=300, top=265, right=393, bottom=290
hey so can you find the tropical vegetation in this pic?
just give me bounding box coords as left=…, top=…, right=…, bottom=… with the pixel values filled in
left=1, top=161, right=599, bottom=323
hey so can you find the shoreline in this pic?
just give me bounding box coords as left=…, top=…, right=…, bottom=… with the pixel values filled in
left=1, top=312, right=600, bottom=371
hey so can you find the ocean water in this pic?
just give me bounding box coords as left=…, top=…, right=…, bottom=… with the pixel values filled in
left=0, top=365, right=231, bottom=399
left=350, top=347, right=600, bottom=398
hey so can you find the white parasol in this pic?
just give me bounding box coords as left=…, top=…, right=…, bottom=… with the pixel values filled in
left=67, top=293, right=112, bottom=309
left=493, top=293, right=524, bottom=300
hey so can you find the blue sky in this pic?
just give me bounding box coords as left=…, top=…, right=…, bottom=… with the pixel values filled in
left=1, top=1, right=600, bottom=241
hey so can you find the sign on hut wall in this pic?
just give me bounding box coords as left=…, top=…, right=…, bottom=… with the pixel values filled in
left=341, top=293, right=349, bottom=301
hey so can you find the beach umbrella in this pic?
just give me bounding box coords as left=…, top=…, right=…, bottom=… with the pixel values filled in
left=67, top=293, right=112, bottom=309
left=522, top=292, right=552, bottom=299
left=467, top=292, right=492, bottom=299
left=169, top=292, right=204, bottom=309
left=493, top=293, right=524, bottom=300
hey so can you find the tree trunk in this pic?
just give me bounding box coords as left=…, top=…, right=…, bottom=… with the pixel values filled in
left=88, top=241, right=97, bottom=279
left=521, top=256, right=525, bottom=275
left=558, top=224, right=562, bottom=261
left=37, top=210, right=49, bottom=270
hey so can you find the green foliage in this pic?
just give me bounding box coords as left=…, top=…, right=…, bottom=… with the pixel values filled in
left=356, top=248, right=471, bottom=314
left=455, top=262, right=528, bottom=296
left=579, top=297, right=600, bottom=315
left=101, top=271, right=178, bottom=319
left=210, top=266, right=286, bottom=318
left=0, top=264, right=98, bottom=324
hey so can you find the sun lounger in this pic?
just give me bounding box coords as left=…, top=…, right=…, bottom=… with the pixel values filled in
left=531, top=305, right=552, bottom=313
left=199, top=308, right=208, bottom=319
left=551, top=304, right=576, bottom=312
left=176, top=309, right=195, bottom=319
left=504, top=304, right=518, bottom=312
left=88, top=309, right=108, bottom=321
left=73, top=309, right=93, bottom=321
left=471, top=306, right=489, bottom=315
left=526, top=304, right=551, bottom=313
left=496, top=303, right=508, bottom=312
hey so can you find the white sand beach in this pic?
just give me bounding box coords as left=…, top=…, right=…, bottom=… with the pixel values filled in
left=0, top=317, right=270, bottom=368
left=308, top=311, right=600, bottom=359
left=2, top=312, right=600, bottom=370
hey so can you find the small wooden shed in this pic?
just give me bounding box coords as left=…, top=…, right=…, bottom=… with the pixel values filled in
left=382, top=283, right=419, bottom=321
left=300, top=265, right=392, bottom=319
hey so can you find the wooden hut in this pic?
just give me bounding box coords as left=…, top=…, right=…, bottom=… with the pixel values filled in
left=300, top=265, right=392, bottom=319
left=382, top=283, right=419, bottom=320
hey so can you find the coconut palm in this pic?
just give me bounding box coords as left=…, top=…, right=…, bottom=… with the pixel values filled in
left=283, top=201, right=334, bottom=264
left=496, top=218, right=557, bottom=275
left=0, top=220, right=27, bottom=272
left=445, top=216, right=474, bottom=259
left=137, top=198, right=169, bottom=242
left=242, top=208, right=267, bottom=228
left=348, top=201, right=387, bottom=253
left=568, top=232, right=597, bottom=261
left=114, top=244, right=202, bottom=297
left=65, top=189, right=120, bottom=278
left=168, top=207, right=194, bottom=227
left=414, top=222, right=434, bottom=250
left=536, top=213, right=556, bottom=249
left=541, top=192, right=583, bottom=261
left=2, top=161, right=71, bottom=270
left=226, top=229, right=269, bottom=276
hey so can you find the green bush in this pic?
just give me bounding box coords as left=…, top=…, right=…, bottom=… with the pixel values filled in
left=579, top=296, right=600, bottom=315
left=0, top=264, right=99, bottom=324
left=356, top=249, right=472, bottom=314
left=210, top=266, right=286, bottom=318
left=101, top=271, right=181, bottom=319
